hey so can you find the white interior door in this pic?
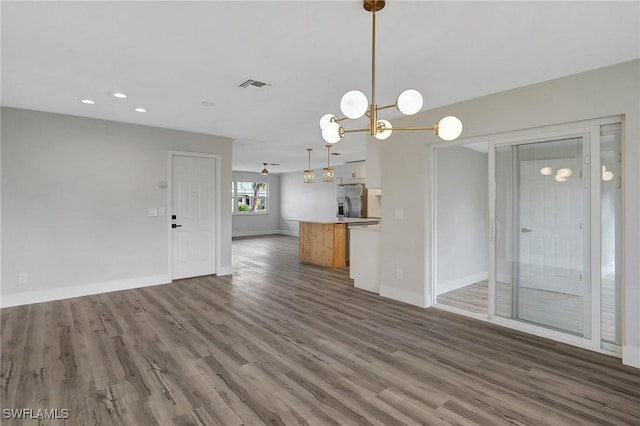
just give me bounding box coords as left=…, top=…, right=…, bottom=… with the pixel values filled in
left=171, top=155, right=216, bottom=279
left=518, top=158, right=584, bottom=296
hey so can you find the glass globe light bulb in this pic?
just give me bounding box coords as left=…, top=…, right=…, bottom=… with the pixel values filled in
left=319, top=114, right=336, bottom=130
left=396, top=89, right=423, bottom=115
left=557, top=168, right=572, bottom=178
left=540, top=166, right=553, bottom=176
left=340, top=90, right=369, bottom=119
left=602, top=170, right=614, bottom=181
left=436, top=116, right=463, bottom=141
left=322, top=121, right=343, bottom=144
left=374, top=119, right=393, bottom=140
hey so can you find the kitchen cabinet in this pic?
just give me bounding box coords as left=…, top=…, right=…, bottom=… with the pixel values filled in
left=299, top=222, right=347, bottom=268
left=337, top=161, right=366, bottom=184
left=298, top=218, right=380, bottom=269
left=350, top=225, right=381, bottom=293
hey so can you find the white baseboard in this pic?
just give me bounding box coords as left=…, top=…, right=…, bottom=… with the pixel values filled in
left=623, top=345, right=640, bottom=369
left=1, top=274, right=171, bottom=308
left=437, top=271, right=488, bottom=295
left=232, top=229, right=281, bottom=238
left=217, top=265, right=233, bottom=276
left=379, top=285, right=427, bottom=308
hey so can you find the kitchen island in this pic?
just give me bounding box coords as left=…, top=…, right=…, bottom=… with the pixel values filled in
left=298, top=218, right=380, bottom=268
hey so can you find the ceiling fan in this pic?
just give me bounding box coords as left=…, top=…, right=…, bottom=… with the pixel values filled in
left=260, top=162, right=279, bottom=175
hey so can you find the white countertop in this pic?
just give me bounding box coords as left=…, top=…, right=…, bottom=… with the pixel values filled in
left=297, top=218, right=380, bottom=225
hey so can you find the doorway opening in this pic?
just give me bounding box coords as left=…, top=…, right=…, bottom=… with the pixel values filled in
left=433, top=142, right=489, bottom=316
left=431, top=118, right=623, bottom=355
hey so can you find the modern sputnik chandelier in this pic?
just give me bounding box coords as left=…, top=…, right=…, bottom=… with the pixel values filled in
left=319, top=0, right=463, bottom=144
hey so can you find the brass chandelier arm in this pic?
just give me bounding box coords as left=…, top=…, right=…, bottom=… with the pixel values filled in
left=392, top=126, right=436, bottom=131
left=333, top=116, right=350, bottom=123
left=375, top=103, right=396, bottom=111
left=342, top=127, right=370, bottom=134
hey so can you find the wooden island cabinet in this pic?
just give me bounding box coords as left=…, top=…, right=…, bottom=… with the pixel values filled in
left=298, top=218, right=380, bottom=269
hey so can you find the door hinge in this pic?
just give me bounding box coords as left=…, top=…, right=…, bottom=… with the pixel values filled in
left=580, top=273, right=582, bottom=280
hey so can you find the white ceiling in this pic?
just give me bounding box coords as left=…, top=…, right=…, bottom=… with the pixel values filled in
left=2, top=1, right=639, bottom=173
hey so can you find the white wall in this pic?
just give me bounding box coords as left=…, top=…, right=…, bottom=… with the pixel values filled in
left=435, top=146, right=488, bottom=295
left=278, top=163, right=369, bottom=236
left=279, top=168, right=337, bottom=236
left=1, top=107, right=233, bottom=307
left=380, top=60, right=640, bottom=368
left=232, top=171, right=280, bottom=237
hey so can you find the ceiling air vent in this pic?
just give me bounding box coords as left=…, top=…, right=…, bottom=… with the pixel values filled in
left=238, top=78, right=272, bottom=89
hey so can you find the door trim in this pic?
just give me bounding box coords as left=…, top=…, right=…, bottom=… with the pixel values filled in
left=167, top=151, right=222, bottom=281
left=428, top=115, right=624, bottom=358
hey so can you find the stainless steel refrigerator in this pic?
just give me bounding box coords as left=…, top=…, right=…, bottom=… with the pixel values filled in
left=337, top=184, right=367, bottom=218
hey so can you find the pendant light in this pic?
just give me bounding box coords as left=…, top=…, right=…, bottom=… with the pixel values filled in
left=323, top=145, right=334, bottom=182
left=319, top=0, right=463, bottom=144
left=304, top=148, right=315, bottom=183
left=261, top=163, right=269, bottom=175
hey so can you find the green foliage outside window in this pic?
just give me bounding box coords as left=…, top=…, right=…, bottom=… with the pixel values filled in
left=232, top=181, right=268, bottom=214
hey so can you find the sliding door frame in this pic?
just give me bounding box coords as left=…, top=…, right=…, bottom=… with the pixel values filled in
left=429, top=116, right=623, bottom=357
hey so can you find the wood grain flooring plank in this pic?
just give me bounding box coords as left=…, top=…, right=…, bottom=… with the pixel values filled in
left=1, top=235, right=639, bottom=425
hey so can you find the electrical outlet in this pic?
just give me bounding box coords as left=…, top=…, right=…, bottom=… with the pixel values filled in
left=18, top=272, right=28, bottom=283
left=158, top=207, right=165, bottom=216
left=395, top=209, right=404, bottom=220
left=396, top=268, right=403, bottom=280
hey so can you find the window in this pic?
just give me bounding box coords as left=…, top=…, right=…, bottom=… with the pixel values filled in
left=232, top=181, right=268, bottom=214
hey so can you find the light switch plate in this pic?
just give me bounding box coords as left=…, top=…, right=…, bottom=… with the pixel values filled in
left=158, top=207, right=165, bottom=216
left=147, top=208, right=158, bottom=217
left=394, top=209, right=404, bottom=220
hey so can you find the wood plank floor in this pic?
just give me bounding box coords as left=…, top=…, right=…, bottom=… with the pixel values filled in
left=2, top=235, right=639, bottom=425
left=438, top=279, right=618, bottom=342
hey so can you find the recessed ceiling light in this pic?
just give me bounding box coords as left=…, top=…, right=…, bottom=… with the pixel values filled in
left=135, top=107, right=147, bottom=113
left=112, top=92, right=127, bottom=98
left=80, top=99, right=95, bottom=105
left=201, top=101, right=215, bottom=107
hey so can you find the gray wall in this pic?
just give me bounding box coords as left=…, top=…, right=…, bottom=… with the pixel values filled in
left=279, top=168, right=337, bottom=236
left=278, top=163, right=367, bottom=236
left=1, top=107, right=233, bottom=306
left=379, top=60, right=640, bottom=367
left=232, top=171, right=280, bottom=237
left=435, top=146, right=488, bottom=294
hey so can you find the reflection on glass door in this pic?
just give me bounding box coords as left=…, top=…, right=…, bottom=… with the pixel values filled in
left=495, top=137, right=590, bottom=337
left=600, top=124, right=622, bottom=347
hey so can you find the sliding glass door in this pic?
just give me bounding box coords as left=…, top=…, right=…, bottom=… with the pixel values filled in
left=431, top=118, right=623, bottom=353
left=494, top=137, right=590, bottom=337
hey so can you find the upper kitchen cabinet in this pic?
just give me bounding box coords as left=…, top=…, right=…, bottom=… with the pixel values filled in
left=336, top=161, right=366, bottom=184
left=366, top=138, right=382, bottom=188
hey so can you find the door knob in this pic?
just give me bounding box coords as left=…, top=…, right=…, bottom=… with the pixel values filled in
left=521, top=228, right=532, bottom=233
left=171, top=224, right=182, bottom=229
